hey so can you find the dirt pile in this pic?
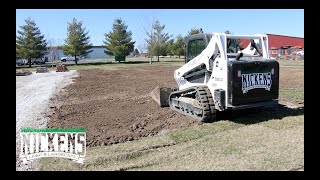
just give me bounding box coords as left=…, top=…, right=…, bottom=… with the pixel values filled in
left=16, top=69, right=32, bottom=76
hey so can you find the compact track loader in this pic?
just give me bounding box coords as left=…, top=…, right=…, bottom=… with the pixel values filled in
left=151, top=32, right=279, bottom=122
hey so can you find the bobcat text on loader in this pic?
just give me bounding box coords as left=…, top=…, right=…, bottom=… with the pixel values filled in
left=155, top=32, right=279, bottom=122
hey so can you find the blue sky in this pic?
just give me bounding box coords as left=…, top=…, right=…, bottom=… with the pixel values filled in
left=16, top=9, right=304, bottom=48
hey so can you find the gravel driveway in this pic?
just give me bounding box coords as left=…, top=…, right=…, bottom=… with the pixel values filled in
left=16, top=70, right=78, bottom=171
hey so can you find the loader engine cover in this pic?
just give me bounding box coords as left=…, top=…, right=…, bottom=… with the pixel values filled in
left=228, top=58, right=279, bottom=106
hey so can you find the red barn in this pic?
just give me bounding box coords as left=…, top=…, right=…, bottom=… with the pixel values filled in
left=267, top=34, right=304, bottom=59
left=267, top=34, right=304, bottom=49
left=239, top=34, right=304, bottom=59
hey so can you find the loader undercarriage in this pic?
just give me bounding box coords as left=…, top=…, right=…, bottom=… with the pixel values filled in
left=169, top=86, right=216, bottom=122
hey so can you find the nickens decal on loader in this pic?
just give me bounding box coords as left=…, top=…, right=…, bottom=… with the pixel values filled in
left=242, top=72, right=272, bottom=94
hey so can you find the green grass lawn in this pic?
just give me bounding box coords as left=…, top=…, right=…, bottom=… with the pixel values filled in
left=16, top=58, right=304, bottom=72
left=279, top=88, right=304, bottom=103
left=39, top=107, right=304, bottom=171
left=16, top=57, right=185, bottom=72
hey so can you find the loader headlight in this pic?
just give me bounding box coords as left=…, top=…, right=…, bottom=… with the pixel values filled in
left=238, top=70, right=241, bottom=77
left=271, top=68, right=274, bottom=75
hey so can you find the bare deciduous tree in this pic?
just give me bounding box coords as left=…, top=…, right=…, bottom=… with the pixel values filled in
left=146, top=20, right=172, bottom=62
left=47, top=37, right=58, bottom=67
left=141, top=16, right=156, bottom=64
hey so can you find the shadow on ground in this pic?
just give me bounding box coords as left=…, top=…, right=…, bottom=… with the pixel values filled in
left=210, top=104, right=304, bottom=125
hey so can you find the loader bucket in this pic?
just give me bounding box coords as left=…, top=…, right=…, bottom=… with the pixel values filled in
left=150, top=86, right=175, bottom=107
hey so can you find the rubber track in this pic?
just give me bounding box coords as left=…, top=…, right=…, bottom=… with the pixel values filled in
left=169, top=86, right=215, bottom=122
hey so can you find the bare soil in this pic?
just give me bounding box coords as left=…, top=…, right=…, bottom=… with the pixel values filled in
left=47, top=65, right=303, bottom=147
left=47, top=67, right=198, bottom=147
left=279, top=66, right=304, bottom=89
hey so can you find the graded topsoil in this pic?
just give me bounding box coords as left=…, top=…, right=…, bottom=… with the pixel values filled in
left=47, top=65, right=304, bottom=147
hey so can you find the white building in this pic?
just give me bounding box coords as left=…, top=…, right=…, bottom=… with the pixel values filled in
left=46, top=46, right=134, bottom=60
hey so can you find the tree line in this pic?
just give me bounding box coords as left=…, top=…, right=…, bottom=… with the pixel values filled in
left=16, top=17, right=205, bottom=67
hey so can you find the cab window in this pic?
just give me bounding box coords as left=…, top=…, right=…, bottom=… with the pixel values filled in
left=187, top=39, right=206, bottom=60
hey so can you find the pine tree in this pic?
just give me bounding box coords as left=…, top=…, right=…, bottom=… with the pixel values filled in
left=172, top=35, right=186, bottom=58
left=167, top=39, right=175, bottom=56
left=16, top=18, right=47, bottom=67
left=134, top=48, right=139, bottom=56
left=188, top=28, right=203, bottom=35
left=62, top=18, right=92, bottom=65
left=104, top=18, right=135, bottom=60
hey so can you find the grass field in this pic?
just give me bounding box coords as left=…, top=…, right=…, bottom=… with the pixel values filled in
left=16, top=57, right=304, bottom=71
left=16, top=57, right=185, bottom=72
left=37, top=58, right=304, bottom=171
left=39, top=110, right=304, bottom=171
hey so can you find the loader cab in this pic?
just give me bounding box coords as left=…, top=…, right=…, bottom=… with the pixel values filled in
left=185, top=33, right=265, bottom=63
left=185, top=33, right=212, bottom=63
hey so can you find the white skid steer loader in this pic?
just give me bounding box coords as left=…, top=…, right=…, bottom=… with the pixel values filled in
left=152, top=32, right=279, bottom=122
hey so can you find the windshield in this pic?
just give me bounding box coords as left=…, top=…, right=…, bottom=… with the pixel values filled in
left=227, top=39, right=242, bottom=53
left=227, top=38, right=263, bottom=57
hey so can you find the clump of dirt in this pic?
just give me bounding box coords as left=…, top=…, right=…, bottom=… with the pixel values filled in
left=16, top=69, right=32, bottom=76
left=47, top=67, right=198, bottom=147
